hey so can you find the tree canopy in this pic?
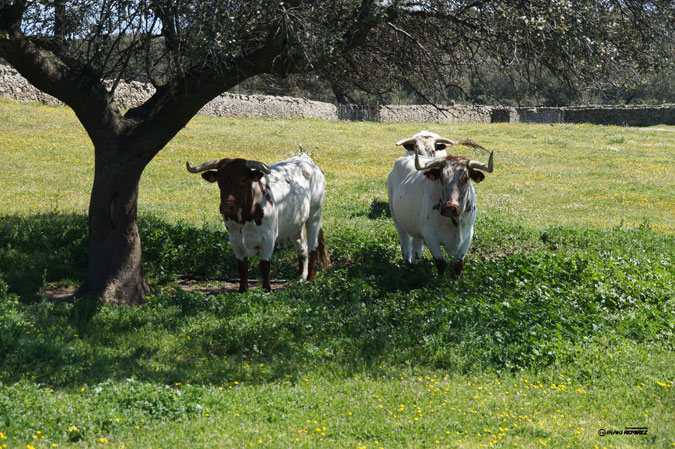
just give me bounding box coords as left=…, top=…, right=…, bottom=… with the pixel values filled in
left=1, top=0, right=672, bottom=304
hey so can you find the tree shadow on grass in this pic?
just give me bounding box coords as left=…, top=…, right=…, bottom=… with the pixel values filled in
left=2, top=211, right=620, bottom=388
left=0, top=212, right=457, bottom=387
left=0, top=213, right=89, bottom=302
left=0, top=213, right=242, bottom=303
left=367, top=199, right=391, bottom=219
left=348, top=199, right=392, bottom=220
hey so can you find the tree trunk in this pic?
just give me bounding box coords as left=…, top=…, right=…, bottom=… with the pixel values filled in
left=77, top=149, right=152, bottom=305
left=332, top=84, right=349, bottom=105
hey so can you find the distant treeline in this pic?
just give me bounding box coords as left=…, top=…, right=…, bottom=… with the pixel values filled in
left=3, top=59, right=673, bottom=107
left=232, top=69, right=675, bottom=107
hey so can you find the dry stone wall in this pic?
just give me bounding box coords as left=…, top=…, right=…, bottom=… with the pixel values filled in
left=0, top=64, right=157, bottom=109
left=0, top=65, right=337, bottom=119
left=563, top=106, right=675, bottom=127
left=376, top=105, right=492, bottom=124
left=516, top=105, right=675, bottom=126
left=0, top=64, right=63, bottom=106
left=336, top=103, right=515, bottom=123
left=2, top=65, right=673, bottom=126
left=199, top=92, right=338, bottom=120
left=0, top=64, right=513, bottom=124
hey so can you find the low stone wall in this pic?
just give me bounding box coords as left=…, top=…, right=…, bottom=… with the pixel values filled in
left=0, top=65, right=63, bottom=106
left=563, top=106, right=675, bottom=127
left=104, top=79, right=156, bottom=110
left=0, top=64, right=157, bottom=109
left=0, top=64, right=514, bottom=124
left=516, top=108, right=565, bottom=124
left=0, top=65, right=337, bottom=119
left=377, top=104, right=493, bottom=124
left=337, top=104, right=516, bottom=123
left=517, top=105, right=675, bottom=126
left=200, top=92, right=338, bottom=120
left=2, top=65, right=673, bottom=126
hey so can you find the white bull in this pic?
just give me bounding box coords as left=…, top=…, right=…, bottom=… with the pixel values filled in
left=387, top=141, right=494, bottom=277
left=187, top=154, right=328, bottom=292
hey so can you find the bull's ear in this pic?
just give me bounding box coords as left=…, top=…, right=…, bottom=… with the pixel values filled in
left=402, top=143, right=415, bottom=152
left=435, top=143, right=447, bottom=151
left=201, top=171, right=218, bottom=183
left=423, top=168, right=441, bottom=181
left=247, top=169, right=264, bottom=182
left=469, top=169, right=485, bottom=183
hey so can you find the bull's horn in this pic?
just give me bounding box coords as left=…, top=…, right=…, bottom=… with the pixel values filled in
left=414, top=147, right=445, bottom=171
left=468, top=150, right=494, bottom=173
left=396, top=137, right=417, bottom=146
left=186, top=160, right=219, bottom=173
left=397, top=136, right=455, bottom=146
left=245, top=160, right=272, bottom=174
left=434, top=137, right=455, bottom=146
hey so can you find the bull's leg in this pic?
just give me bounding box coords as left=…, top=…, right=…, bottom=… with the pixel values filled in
left=411, top=237, right=425, bottom=263
left=426, top=238, right=446, bottom=275
left=305, top=209, right=323, bottom=282
left=259, top=236, right=276, bottom=292
left=297, top=253, right=308, bottom=279
left=450, top=225, right=473, bottom=279
left=291, top=228, right=309, bottom=281
left=259, top=259, right=272, bottom=291
left=434, top=258, right=447, bottom=275
left=307, top=250, right=318, bottom=282
left=394, top=227, right=412, bottom=264
left=237, top=258, right=249, bottom=293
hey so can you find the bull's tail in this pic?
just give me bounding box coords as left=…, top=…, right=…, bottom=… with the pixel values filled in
left=317, top=227, right=330, bottom=267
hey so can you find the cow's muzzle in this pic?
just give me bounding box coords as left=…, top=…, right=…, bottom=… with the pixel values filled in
left=220, top=201, right=237, bottom=216
left=439, top=203, right=460, bottom=218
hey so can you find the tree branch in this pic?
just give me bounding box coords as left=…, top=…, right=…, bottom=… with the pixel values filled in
left=0, top=30, right=125, bottom=145
left=123, top=30, right=296, bottom=159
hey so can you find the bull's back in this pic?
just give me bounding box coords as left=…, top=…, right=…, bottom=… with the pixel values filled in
left=269, top=156, right=325, bottom=237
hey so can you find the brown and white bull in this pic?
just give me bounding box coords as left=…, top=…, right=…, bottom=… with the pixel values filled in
left=387, top=140, right=494, bottom=277
left=186, top=154, right=328, bottom=292
left=395, top=130, right=454, bottom=157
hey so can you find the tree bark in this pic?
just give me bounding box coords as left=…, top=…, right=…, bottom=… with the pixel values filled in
left=76, top=150, right=152, bottom=305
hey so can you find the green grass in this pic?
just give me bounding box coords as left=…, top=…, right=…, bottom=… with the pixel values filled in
left=2, top=99, right=674, bottom=232
left=0, top=100, right=674, bottom=448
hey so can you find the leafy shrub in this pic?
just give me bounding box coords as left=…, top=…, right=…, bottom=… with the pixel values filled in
left=139, top=216, right=235, bottom=283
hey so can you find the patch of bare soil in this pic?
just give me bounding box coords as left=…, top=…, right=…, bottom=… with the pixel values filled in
left=42, top=278, right=289, bottom=301
left=171, top=277, right=288, bottom=295
left=42, top=283, right=77, bottom=303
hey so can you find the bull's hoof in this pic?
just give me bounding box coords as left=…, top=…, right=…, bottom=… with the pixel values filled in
left=434, top=258, right=447, bottom=275
left=453, top=259, right=464, bottom=278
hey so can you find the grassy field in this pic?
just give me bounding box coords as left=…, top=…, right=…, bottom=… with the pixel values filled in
left=0, top=99, right=674, bottom=448
left=1, top=99, right=674, bottom=232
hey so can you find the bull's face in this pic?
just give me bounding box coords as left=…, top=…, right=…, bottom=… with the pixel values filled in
left=199, top=159, right=267, bottom=218
left=423, top=157, right=486, bottom=219
left=396, top=131, right=454, bottom=157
